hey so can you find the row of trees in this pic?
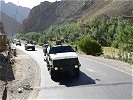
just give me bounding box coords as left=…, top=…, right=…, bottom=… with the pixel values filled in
left=17, top=16, right=133, bottom=64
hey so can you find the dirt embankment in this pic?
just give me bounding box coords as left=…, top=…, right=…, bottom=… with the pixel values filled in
left=0, top=49, right=40, bottom=99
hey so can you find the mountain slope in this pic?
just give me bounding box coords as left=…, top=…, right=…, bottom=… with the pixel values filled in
left=83, top=0, right=133, bottom=20
left=0, top=11, right=22, bottom=37
left=23, top=0, right=92, bottom=32
left=22, top=0, right=133, bottom=33
left=0, top=1, right=30, bottom=23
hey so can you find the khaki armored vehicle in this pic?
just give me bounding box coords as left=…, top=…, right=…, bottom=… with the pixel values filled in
left=44, top=45, right=81, bottom=79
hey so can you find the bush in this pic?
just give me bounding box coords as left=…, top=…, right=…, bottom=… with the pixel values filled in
left=78, top=37, right=102, bottom=56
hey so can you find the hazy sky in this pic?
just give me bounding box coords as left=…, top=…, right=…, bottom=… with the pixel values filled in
left=4, top=0, right=60, bottom=8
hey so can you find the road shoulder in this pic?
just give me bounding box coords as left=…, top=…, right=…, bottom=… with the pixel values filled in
left=79, top=54, right=132, bottom=76
left=0, top=49, right=41, bottom=99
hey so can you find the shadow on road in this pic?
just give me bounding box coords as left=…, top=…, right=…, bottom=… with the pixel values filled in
left=0, top=54, right=15, bottom=82
left=52, top=71, right=96, bottom=87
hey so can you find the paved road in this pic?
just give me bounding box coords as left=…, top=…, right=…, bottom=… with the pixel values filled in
left=14, top=44, right=133, bottom=99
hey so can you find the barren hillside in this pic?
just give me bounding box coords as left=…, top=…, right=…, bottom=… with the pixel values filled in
left=0, top=11, right=22, bottom=37
left=83, top=0, right=133, bottom=20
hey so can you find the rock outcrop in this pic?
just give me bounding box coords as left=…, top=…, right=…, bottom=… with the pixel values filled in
left=22, top=0, right=133, bottom=33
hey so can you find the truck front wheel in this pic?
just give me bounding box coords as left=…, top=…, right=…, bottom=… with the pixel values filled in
left=32, top=47, right=35, bottom=51
left=73, top=68, right=79, bottom=78
left=50, top=69, right=56, bottom=80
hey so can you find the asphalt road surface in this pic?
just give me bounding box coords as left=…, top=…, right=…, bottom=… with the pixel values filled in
left=14, top=44, right=133, bottom=99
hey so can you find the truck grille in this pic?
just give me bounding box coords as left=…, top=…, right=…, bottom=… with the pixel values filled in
left=53, top=58, right=79, bottom=67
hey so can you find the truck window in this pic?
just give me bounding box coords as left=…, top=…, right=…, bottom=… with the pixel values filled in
left=49, top=46, right=74, bottom=54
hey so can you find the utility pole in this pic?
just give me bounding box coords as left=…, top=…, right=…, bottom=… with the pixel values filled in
left=12, top=1, right=19, bottom=39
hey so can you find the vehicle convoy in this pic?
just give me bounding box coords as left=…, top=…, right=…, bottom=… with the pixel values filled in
left=44, top=44, right=81, bottom=79
left=25, top=41, right=35, bottom=51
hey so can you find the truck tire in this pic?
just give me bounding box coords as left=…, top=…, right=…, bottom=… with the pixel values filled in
left=50, top=69, right=56, bottom=80
left=73, top=68, right=79, bottom=78
left=32, top=47, right=35, bottom=51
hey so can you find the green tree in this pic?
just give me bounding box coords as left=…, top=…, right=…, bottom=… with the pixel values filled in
left=78, top=37, right=102, bottom=56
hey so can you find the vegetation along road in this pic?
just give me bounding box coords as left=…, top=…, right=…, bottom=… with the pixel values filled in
left=14, top=43, right=132, bottom=99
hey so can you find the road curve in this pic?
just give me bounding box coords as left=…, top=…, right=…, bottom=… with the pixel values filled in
left=14, top=44, right=133, bottom=99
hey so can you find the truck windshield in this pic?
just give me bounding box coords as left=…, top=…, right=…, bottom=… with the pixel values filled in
left=49, top=46, right=75, bottom=54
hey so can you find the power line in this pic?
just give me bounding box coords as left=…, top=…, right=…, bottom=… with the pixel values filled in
left=12, top=1, right=19, bottom=39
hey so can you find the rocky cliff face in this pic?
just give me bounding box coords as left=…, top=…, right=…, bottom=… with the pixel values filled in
left=22, top=0, right=133, bottom=33
left=23, top=0, right=92, bottom=32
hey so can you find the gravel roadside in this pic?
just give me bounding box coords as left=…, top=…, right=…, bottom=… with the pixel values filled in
left=0, top=49, right=40, bottom=100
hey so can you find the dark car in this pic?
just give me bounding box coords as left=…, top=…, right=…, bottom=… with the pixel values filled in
left=16, top=40, right=21, bottom=46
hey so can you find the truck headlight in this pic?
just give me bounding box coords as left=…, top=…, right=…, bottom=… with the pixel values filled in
left=55, top=67, right=58, bottom=70
left=75, top=65, right=78, bottom=68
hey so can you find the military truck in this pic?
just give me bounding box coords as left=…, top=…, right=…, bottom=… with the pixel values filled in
left=44, top=45, right=81, bottom=79
left=15, top=39, right=21, bottom=46
left=25, top=40, right=35, bottom=51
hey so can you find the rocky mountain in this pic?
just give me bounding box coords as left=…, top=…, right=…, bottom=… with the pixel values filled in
left=0, top=11, right=22, bottom=37
left=22, top=0, right=133, bottom=33
left=0, top=0, right=30, bottom=23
